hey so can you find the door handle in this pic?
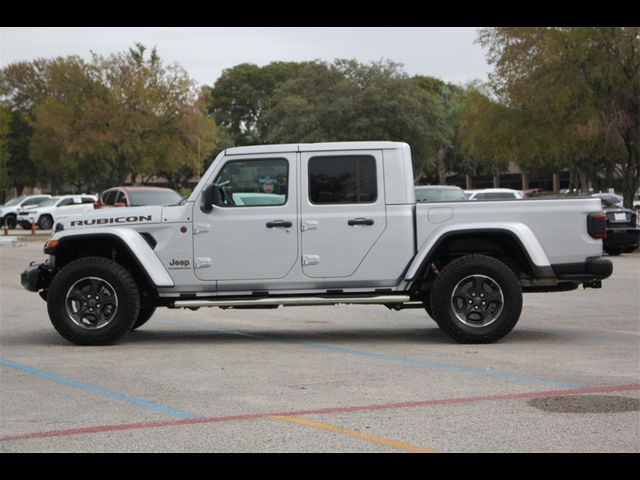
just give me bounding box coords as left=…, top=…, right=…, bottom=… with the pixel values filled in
left=348, top=218, right=374, bottom=226
left=266, top=220, right=293, bottom=228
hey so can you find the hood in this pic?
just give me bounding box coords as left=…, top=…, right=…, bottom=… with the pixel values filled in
left=60, top=205, right=164, bottom=230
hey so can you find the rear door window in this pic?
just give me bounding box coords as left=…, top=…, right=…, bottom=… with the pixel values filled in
left=308, top=155, right=377, bottom=204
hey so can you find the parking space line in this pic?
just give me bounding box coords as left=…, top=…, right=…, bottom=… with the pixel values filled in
left=155, top=318, right=584, bottom=389
left=271, top=415, right=437, bottom=453
left=2, top=383, right=638, bottom=443
left=0, top=358, right=202, bottom=420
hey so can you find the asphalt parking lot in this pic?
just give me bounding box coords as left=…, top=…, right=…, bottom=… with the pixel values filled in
left=1, top=238, right=638, bottom=452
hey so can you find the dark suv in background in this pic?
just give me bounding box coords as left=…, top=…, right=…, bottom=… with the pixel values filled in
left=594, top=195, right=639, bottom=256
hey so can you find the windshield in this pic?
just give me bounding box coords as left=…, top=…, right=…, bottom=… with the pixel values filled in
left=129, top=190, right=182, bottom=206
left=4, top=195, right=26, bottom=206
left=415, top=188, right=468, bottom=203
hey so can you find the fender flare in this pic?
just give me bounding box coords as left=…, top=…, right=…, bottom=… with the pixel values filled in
left=405, top=223, right=553, bottom=280
left=45, top=227, right=174, bottom=287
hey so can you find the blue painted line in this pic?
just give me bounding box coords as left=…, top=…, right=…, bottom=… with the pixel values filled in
left=297, top=342, right=585, bottom=389
left=0, top=358, right=202, bottom=420
left=155, top=318, right=585, bottom=389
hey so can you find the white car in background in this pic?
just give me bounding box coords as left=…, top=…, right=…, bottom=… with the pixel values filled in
left=18, top=194, right=97, bottom=230
left=0, top=194, right=51, bottom=229
left=465, top=188, right=524, bottom=200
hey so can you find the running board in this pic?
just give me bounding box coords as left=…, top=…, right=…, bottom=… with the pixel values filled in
left=172, top=295, right=411, bottom=309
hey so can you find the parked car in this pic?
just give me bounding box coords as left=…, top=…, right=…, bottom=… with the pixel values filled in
left=596, top=196, right=640, bottom=256
left=632, top=191, right=640, bottom=214
left=97, top=186, right=182, bottom=208
left=415, top=185, right=468, bottom=203
left=0, top=194, right=51, bottom=229
left=592, top=192, right=624, bottom=208
left=465, top=188, right=524, bottom=200
left=18, top=195, right=97, bottom=230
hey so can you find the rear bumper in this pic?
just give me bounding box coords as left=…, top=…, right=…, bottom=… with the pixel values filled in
left=552, top=257, right=613, bottom=284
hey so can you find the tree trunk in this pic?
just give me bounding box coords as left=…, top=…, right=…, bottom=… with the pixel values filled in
left=118, top=154, right=127, bottom=186
left=621, top=143, right=639, bottom=208
left=437, top=146, right=448, bottom=185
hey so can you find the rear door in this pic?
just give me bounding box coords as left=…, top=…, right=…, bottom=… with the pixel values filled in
left=300, top=150, right=386, bottom=278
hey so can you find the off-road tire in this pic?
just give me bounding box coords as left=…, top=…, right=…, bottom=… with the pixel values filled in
left=47, top=256, right=140, bottom=345
left=429, top=255, right=522, bottom=344
left=131, top=305, right=156, bottom=331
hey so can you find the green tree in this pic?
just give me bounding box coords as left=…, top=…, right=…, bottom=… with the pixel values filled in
left=413, top=76, right=467, bottom=183
left=208, top=61, right=311, bottom=146
left=25, top=44, right=218, bottom=192
left=263, top=59, right=449, bottom=178
left=478, top=27, right=639, bottom=205
left=0, top=105, right=9, bottom=194
left=0, top=59, right=51, bottom=194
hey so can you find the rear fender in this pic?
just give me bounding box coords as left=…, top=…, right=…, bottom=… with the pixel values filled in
left=405, top=223, right=552, bottom=280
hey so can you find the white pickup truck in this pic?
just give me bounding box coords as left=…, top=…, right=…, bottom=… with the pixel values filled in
left=22, top=142, right=612, bottom=345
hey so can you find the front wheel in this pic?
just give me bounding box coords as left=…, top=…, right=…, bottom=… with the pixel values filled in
left=47, top=256, right=140, bottom=345
left=429, top=255, right=522, bottom=344
left=38, top=214, right=53, bottom=230
left=131, top=305, right=156, bottom=331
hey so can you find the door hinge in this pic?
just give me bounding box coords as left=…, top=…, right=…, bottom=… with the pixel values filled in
left=194, top=257, right=212, bottom=269
left=194, top=223, right=211, bottom=235
left=301, top=220, right=319, bottom=232
left=302, top=254, right=320, bottom=266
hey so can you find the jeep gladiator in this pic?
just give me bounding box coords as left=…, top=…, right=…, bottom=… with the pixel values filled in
left=21, top=142, right=613, bottom=345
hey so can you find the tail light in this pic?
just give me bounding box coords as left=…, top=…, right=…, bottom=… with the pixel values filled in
left=587, top=212, right=607, bottom=239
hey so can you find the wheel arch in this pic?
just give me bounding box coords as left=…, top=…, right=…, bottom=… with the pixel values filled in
left=46, top=229, right=173, bottom=292
left=407, top=226, right=554, bottom=285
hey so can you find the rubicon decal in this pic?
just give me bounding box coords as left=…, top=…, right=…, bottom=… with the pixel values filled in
left=70, top=215, right=153, bottom=227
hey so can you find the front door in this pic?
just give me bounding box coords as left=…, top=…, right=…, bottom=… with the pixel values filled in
left=300, top=150, right=386, bottom=278
left=193, top=153, right=298, bottom=281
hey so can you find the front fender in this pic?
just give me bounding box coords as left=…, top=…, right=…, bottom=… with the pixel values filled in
left=405, top=222, right=552, bottom=280
left=45, top=227, right=174, bottom=287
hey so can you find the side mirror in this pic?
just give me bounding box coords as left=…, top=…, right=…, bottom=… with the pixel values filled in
left=201, top=184, right=222, bottom=212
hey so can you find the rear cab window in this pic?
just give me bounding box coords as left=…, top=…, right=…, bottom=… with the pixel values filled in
left=308, top=155, right=377, bottom=204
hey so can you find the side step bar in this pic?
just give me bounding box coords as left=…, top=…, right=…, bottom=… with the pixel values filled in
left=172, top=295, right=411, bottom=309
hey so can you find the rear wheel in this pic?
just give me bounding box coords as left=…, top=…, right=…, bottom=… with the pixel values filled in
left=47, top=256, right=140, bottom=345
left=429, top=255, right=522, bottom=344
left=604, top=247, right=624, bottom=256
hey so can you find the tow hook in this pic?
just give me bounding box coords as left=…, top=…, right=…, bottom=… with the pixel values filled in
left=583, top=279, right=602, bottom=289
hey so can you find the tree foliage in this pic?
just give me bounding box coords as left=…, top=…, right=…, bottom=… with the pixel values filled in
left=262, top=59, right=449, bottom=177
left=476, top=27, right=638, bottom=205
left=207, top=61, right=311, bottom=146
left=0, top=44, right=218, bottom=194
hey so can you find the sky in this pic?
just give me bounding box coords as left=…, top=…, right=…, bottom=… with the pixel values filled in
left=0, top=27, right=492, bottom=87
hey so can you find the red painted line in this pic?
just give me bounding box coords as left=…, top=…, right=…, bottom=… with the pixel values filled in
left=2, top=383, right=639, bottom=442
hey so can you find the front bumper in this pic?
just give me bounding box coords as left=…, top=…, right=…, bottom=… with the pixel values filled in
left=21, top=262, right=53, bottom=292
